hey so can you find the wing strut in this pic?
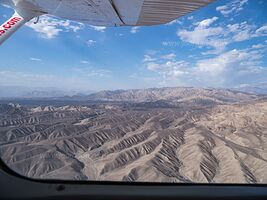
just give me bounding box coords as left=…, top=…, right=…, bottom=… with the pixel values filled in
left=0, top=6, right=42, bottom=46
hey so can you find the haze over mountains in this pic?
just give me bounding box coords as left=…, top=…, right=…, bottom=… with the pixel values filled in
left=234, top=82, right=267, bottom=95
left=86, top=87, right=259, bottom=102
left=1, top=83, right=267, bottom=99
left=0, top=86, right=93, bottom=99
left=0, top=87, right=267, bottom=183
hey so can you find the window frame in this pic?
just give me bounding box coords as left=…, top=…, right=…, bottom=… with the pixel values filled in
left=1, top=157, right=267, bottom=200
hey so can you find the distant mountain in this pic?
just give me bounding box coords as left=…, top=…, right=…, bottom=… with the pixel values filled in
left=86, top=87, right=260, bottom=103
left=233, top=83, right=267, bottom=95
left=1, top=86, right=265, bottom=103
left=0, top=86, right=31, bottom=98
left=24, top=90, right=80, bottom=98
left=0, top=86, right=92, bottom=99
left=0, top=93, right=267, bottom=183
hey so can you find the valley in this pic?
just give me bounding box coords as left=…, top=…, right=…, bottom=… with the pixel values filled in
left=0, top=87, right=266, bottom=183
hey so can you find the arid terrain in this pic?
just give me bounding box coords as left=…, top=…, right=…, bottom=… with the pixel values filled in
left=0, top=87, right=267, bottom=183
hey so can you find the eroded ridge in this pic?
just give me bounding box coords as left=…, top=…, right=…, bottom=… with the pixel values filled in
left=0, top=88, right=266, bottom=183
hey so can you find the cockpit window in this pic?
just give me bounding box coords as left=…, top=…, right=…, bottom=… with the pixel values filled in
left=0, top=0, right=267, bottom=183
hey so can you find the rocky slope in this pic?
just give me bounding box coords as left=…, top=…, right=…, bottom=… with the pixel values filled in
left=0, top=88, right=266, bottom=183
left=87, top=87, right=258, bottom=103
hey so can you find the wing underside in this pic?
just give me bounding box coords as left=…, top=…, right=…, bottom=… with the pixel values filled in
left=2, top=0, right=215, bottom=26
left=136, top=0, right=215, bottom=26
left=0, top=0, right=214, bottom=45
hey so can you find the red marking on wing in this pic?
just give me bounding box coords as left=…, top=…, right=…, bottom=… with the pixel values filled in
left=0, top=17, right=23, bottom=36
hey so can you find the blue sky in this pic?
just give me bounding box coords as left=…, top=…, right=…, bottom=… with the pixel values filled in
left=0, top=0, right=267, bottom=93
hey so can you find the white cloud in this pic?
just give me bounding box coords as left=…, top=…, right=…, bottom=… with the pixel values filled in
left=80, top=60, right=90, bottom=64
left=143, top=55, right=157, bottom=62
left=145, top=50, right=158, bottom=55
left=216, top=5, right=227, bottom=14
left=73, top=67, right=112, bottom=78
left=188, top=16, right=194, bottom=20
left=177, top=18, right=265, bottom=55
left=143, top=48, right=267, bottom=87
left=197, top=49, right=248, bottom=75
left=161, top=53, right=176, bottom=60
left=145, top=60, right=189, bottom=78
left=131, top=27, right=140, bottom=34
left=216, top=0, right=248, bottom=17
left=252, top=44, right=265, bottom=49
left=177, top=21, right=227, bottom=54
left=196, top=17, right=218, bottom=28
left=26, top=15, right=84, bottom=39
left=87, top=39, right=96, bottom=46
left=166, top=19, right=182, bottom=25
left=143, top=52, right=190, bottom=79
left=1, top=4, right=11, bottom=8
left=87, top=70, right=112, bottom=77
left=90, top=26, right=106, bottom=32
left=227, top=22, right=255, bottom=42
left=255, top=24, right=267, bottom=36
left=194, top=48, right=266, bottom=86
left=30, top=58, right=41, bottom=61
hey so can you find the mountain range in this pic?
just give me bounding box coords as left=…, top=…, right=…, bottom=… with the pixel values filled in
left=0, top=87, right=266, bottom=183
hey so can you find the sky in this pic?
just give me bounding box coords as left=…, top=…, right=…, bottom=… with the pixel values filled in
left=0, top=0, right=267, bottom=93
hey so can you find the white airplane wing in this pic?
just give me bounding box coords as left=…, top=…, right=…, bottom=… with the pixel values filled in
left=0, top=0, right=214, bottom=45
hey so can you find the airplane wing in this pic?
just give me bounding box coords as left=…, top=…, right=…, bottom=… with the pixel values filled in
left=0, top=0, right=215, bottom=45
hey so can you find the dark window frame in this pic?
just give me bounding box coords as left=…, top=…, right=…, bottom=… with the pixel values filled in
left=1, top=157, right=267, bottom=200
